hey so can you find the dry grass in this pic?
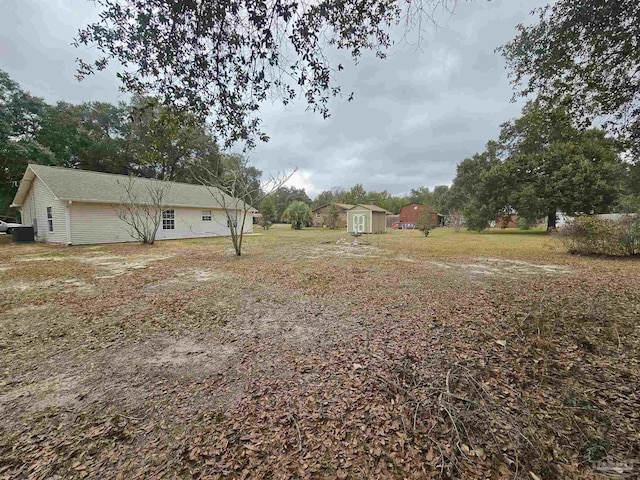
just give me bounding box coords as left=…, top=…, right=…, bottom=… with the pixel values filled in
left=0, top=226, right=638, bottom=479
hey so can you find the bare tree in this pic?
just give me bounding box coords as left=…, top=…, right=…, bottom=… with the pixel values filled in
left=115, top=176, right=171, bottom=245
left=196, top=158, right=294, bottom=256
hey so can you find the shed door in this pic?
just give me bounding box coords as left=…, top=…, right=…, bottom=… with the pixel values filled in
left=353, top=214, right=365, bottom=233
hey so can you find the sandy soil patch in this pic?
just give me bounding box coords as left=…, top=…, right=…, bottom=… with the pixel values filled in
left=295, top=243, right=382, bottom=260
left=144, top=268, right=229, bottom=292
left=0, top=278, right=94, bottom=293
left=429, top=257, right=571, bottom=278
left=79, top=254, right=173, bottom=278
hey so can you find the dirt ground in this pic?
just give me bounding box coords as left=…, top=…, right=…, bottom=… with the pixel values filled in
left=0, top=226, right=638, bottom=479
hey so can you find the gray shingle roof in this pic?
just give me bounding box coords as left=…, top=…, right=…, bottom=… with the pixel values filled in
left=12, top=165, right=254, bottom=210
left=311, top=203, right=354, bottom=212
left=349, top=204, right=392, bottom=214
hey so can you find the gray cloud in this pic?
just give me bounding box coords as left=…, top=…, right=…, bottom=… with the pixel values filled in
left=0, top=0, right=545, bottom=197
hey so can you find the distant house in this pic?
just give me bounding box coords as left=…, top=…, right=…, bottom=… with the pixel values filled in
left=347, top=203, right=389, bottom=234
left=311, top=203, right=354, bottom=228
left=398, top=203, right=444, bottom=229
left=10, top=164, right=254, bottom=245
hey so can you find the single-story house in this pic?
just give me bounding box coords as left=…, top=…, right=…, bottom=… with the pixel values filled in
left=347, top=204, right=389, bottom=234
left=398, top=203, right=444, bottom=228
left=311, top=203, right=354, bottom=228
left=10, top=164, right=254, bottom=245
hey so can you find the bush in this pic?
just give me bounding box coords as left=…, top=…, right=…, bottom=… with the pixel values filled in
left=517, top=217, right=534, bottom=230
left=560, top=216, right=639, bottom=256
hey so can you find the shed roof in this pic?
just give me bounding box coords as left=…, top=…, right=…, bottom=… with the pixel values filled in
left=348, top=204, right=392, bottom=214
left=11, top=164, right=254, bottom=211
left=311, top=203, right=354, bottom=212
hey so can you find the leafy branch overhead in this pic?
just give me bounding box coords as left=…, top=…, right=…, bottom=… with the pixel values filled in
left=75, top=0, right=449, bottom=147
left=499, top=0, right=640, bottom=150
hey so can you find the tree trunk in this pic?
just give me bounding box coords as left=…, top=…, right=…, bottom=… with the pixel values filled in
left=547, top=210, right=557, bottom=232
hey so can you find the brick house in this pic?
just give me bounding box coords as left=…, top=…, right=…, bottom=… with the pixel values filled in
left=311, top=203, right=354, bottom=228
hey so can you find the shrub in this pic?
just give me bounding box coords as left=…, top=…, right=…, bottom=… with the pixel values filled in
left=518, top=217, right=534, bottom=230
left=560, top=216, right=639, bottom=256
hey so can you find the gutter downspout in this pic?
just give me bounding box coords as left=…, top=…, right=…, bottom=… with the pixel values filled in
left=65, top=201, right=72, bottom=245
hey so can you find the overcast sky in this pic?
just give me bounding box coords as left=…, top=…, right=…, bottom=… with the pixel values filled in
left=0, top=0, right=546, bottom=198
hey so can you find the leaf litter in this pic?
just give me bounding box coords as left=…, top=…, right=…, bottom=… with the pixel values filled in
left=0, top=227, right=638, bottom=479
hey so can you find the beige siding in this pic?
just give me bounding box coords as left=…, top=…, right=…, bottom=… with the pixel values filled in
left=69, top=203, right=138, bottom=245
left=155, top=207, right=253, bottom=241
left=19, top=176, right=67, bottom=243
left=69, top=202, right=253, bottom=245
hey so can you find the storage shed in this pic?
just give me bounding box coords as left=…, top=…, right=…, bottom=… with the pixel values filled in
left=347, top=204, right=388, bottom=234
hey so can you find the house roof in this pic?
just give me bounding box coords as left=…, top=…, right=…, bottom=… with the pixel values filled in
left=349, top=204, right=392, bottom=214
left=311, top=203, right=354, bottom=212
left=10, top=164, right=255, bottom=211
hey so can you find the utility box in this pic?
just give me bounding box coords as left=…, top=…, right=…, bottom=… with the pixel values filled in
left=12, top=226, right=35, bottom=243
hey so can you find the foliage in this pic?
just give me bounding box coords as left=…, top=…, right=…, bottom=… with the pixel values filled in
left=76, top=0, right=447, bottom=147
left=449, top=141, right=507, bottom=232
left=560, top=216, right=639, bottom=256
left=0, top=70, right=58, bottom=217
left=259, top=195, right=277, bottom=229
left=415, top=207, right=435, bottom=237
left=115, top=177, right=171, bottom=245
left=450, top=103, right=625, bottom=232
left=126, top=96, right=223, bottom=182
left=517, top=216, right=534, bottom=231
left=282, top=201, right=311, bottom=230
left=325, top=203, right=340, bottom=229
left=500, top=102, right=623, bottom=230
left=341, top=184, right=367, bottom=206
left=271, top=186, right=311, bottom=220
left=500, top=0, right=640, bottom=154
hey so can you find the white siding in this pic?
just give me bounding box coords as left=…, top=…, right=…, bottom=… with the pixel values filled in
left=68, top=202, right=253, bottom=245
left=19, top=176, right=67, bottom=243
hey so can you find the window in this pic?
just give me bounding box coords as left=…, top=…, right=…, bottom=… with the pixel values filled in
left=315, top=213, right=321, bottom=219
left=202, top=210, right=212, bottom=221
left=162, top=209, right=175, bottom=230
left=46, top=207, right=53, bottom=232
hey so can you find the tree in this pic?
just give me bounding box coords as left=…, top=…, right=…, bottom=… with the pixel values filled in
left=500, top=1, right=640, bottom=153
left=409, top=186, right=432, bottom=206
left=0, top=70, right=58, bottom=218
left=449, top=141, right=507, bottom=232
left=282, top=201, right=311, bottom=230
left=271, top=187, right=311, bottom=220
left=259, top=195, right=277, bottom=228
left=342, top=184, right=367, bottom=205
left=36, top=101, right=130, bottom=174
left=499, top=102, right=623, bottom=230
left=313, top=188, right=346, bottom=208
left=431, top=185, right=450, bottom=214
left=76, top=0, right=446, bottom=147
left=126, top=96, right=222, bottom=181
left=196, top=157, right=293, bottom=255
left=115, top=176, right=171, bottom=245
left=325, top=203, right=340, bottom=229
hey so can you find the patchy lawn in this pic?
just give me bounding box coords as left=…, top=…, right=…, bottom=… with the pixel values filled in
left=0, top=226, right=638, bottom=479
